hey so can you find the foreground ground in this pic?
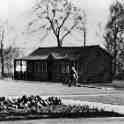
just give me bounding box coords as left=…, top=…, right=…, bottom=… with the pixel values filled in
left=0, top=79, right=124, bottom=124
left=0, top=79, right=124, bottom=105
left=1, top=117, right=124, bottom=124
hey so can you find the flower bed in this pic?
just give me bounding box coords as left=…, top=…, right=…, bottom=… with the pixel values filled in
left=0, top=95, right=123, bottom=121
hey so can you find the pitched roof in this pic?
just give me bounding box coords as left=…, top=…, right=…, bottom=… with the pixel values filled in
left=16, top=45, right=112, bottom=61
left=29, top=46, right=96, bottom=56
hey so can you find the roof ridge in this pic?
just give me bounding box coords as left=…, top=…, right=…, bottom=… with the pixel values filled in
left=37, top=45, right=99, bottom=49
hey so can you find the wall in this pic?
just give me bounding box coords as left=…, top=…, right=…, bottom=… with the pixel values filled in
left=78, top=48, right=112, bottom=83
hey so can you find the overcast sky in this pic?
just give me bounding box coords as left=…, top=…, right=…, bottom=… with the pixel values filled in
left=0, top=0, right=114, bottom=49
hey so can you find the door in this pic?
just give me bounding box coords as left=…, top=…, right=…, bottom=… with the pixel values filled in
left=47, top=60, right=53, bottom=81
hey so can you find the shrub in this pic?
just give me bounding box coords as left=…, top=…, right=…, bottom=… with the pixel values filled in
left=0, top=95, right=123, bottom=120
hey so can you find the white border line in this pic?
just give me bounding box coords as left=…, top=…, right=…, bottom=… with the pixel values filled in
left=62, top=99, right=124, bottom=114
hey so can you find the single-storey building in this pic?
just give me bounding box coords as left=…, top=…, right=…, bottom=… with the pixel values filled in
left=14, top=45, right=112, bottom=83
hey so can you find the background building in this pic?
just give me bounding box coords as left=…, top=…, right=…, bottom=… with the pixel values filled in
left=14, top=45, right=112, bottom=83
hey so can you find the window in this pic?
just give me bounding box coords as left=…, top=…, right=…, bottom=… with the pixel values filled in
left=33, top=62, right=41, bottom=73
left=41, top=62, right=47, bottom=72
left=36, top=62, right=41, bottom=73
left=44, top=62, right=47, bottom=72
left=15, top=60, right=27, bottom=72
left=22, top=61, right=27, bottom=72
left=61, top=63, right=70, bottom=73
left=29, top=61, right=47, bottom=73
left=66, top=64, right=70, bottom=73
left=34, top=62, right=47, bottom=73
left=16, top=61, right=21, bottom=72
left=28, top=63, right=33, bottom=73
left=41, top=63, right=43, bottom=72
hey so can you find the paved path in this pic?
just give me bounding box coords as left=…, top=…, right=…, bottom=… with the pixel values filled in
left=1, top=117, right=124, bottom=124
left=0, top=79, right=124, bottom=105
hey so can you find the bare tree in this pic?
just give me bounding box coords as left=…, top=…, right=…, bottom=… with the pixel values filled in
left=104, top=0, right=124, bottom=76
left=0, top=21, right=22, bottom=77
left=0, top=24, right=5, bottom=77
left=4, top=46, right=21, bottom=76
left=28, top=0, right=86, bottom=47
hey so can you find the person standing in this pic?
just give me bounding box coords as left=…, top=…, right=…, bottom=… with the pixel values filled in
left=70, top=66, right=78, bottom=86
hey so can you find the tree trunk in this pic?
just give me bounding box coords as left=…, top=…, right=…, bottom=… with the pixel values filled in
left=1, top=38, right=4, bottom=78
left=112, top=25, right=118, bottom=77
left=57, top=36, right=62, bottom=48
left=112, top=57, right=117, bottom=76
left=84, top=30, right=86, bottom=47
left=112, top=48, right=118, bottom=76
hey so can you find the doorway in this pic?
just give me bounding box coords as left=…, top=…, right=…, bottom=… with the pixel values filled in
left=47, top=60, right=53, bottom=81
left=47, top=54, right=54, bottom=81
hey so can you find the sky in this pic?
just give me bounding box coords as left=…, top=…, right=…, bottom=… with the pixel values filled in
left=0, top=0, right=114, bottom=50
left=0, top=0, right=8, bottom=20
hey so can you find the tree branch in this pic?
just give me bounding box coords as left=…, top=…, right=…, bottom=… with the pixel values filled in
left=40, top=29, right=49, bottom=41
left=58, top=12, right=70, bottom=31
left=46, top=17, right=58, bottom=37
left=46, top=4, right=58, bottom=37
left=61, top=23, right=77, bottom=41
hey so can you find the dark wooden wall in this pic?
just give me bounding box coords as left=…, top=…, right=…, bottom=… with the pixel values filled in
left=14, top=52, right=112, bottom=83
left=78, top=49, right=112, bottom=83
